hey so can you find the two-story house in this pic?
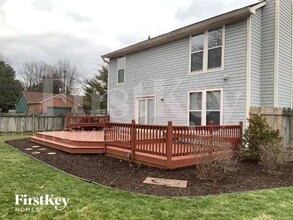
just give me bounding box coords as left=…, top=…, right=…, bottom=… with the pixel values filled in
left=102, top=0, right=292, bottom=127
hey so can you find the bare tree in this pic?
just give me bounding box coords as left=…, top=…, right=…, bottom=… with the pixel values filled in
left=51, top=59, right=79, bottom=95
left=20, top=59, right=79, bottom=95
left=21, top=61, right=52, bottom=90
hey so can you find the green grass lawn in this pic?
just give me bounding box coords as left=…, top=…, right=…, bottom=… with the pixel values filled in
left=1, top=135, right=293, bottom=220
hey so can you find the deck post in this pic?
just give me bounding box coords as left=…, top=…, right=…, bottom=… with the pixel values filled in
left=32, top=114, right=36, bottom=134
left=239, top=121, right=243, bottom=136
left=208, top=121, right=214, bottom=135
left=239, top=121, right=244, bottom=148
left=131, top=119, right=136, bottom=161
left=166, top=121, right=173, bottom=169
left=103, top=122, right=109, bottom=153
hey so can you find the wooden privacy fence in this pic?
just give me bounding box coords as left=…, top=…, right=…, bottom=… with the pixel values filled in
left=66, top=115, right=110, bottom=130
left=250, top=107, right=293, bottom=147
left=0, top=114, right=65, bottom=133
left=104, top=120, right=243, bottom=168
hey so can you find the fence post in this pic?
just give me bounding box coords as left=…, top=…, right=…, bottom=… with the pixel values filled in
left=32, top=114, right=35, bottom=134
left=131, top=119, right=136, bottom=161
left=65, top=114, right=70, bottom=131
left=166, top=121, right=173, bottom=169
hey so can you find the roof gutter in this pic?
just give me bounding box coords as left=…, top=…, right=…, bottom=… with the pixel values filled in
left=102, top=2, right=265, bottom=59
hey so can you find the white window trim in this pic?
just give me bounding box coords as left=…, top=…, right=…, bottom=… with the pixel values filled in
left=189, top=26, right=225, bottom=75
left=117, top=56, right=126, bottom=85
left=135, top=96, right=156, bottom=125
left=187, top=88, right=223, bottom=126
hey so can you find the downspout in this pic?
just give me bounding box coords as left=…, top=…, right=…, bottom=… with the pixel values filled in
left=291, top=0, right=293, bottom=108
left=102, top=57, right=110, bottom=115
left=102, top=57, right=109, bottom=64
left=273, top=0, right=280, bottom=107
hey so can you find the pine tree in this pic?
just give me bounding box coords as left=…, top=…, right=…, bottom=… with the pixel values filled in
left=84, top=65, right=108, bottom=111
left=0, top=61, right=24, bottom=112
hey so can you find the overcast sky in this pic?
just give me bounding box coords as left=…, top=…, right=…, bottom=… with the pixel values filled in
left=0, top=0, right=257, bottom=78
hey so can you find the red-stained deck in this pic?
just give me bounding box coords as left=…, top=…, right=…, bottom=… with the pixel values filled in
left=31, top=131, right=105, bottom=154
left=31, top=131, right=206, bottom=169
left=31, top=121, right=242, bottom=169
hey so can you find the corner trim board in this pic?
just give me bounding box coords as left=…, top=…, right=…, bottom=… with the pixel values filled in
left=246, top=16, right=252, bottom=122
left=273, top=0, right=280, bottom=107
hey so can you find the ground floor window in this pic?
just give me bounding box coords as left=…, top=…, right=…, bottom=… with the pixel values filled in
left=136, top=97, right=155, bottom=125
left=189, top=89, right=222, bottom=125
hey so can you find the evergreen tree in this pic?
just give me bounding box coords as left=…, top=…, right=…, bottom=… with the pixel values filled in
left=0, top=61, right=24, bottom=112
left=84, top=65, right=108, bottom=111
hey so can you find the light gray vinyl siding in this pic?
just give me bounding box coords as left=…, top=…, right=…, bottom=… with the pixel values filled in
left=260, top=0, right=275, bottom=107
left=108, top=21, right=247, bottom=126
left=250, top=9, right=262, bottom=107
left=278, top=0, right=292, bottom=107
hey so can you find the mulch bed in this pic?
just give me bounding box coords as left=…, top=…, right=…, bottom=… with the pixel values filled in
left=5, top=138, right=293, bottom=197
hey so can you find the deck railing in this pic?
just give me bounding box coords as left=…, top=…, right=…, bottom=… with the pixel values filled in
left=104, top=122, right=132, bottom=150
left=104, top=120, right=167, bottom=156
left=134, top=123, right=167, bottom=156
left=66, top=115, right=110, bottom=130
left=104, top=120, right=243, bottom=166
left=172, top=123, right=243, bottom=157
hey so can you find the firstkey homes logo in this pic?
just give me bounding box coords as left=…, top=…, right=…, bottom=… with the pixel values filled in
left=15, top=194, right=69, bottom=212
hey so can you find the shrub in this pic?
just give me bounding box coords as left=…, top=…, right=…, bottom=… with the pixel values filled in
left=259, top=140, right=285, bottom=173
left=242, top=115, right=282, bottom=161
left=196, top=141, right=238, bottom=181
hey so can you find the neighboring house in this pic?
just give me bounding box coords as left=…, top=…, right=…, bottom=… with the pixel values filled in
left=102, top=0, right=292, bottom=127
left=15, top=91, right=84, bottom=115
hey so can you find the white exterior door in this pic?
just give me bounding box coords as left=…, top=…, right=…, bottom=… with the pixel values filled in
left=137, top=97, right=155, bottom=125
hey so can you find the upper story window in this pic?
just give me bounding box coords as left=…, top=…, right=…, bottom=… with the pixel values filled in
left=118, top=69, right=124, bottom=83
left=190, top=27, right=224, bottom=73
left=117, top=56, right=126, bottom=84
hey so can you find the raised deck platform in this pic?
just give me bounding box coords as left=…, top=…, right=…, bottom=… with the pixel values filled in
left=31, top=120, right=241, bottom=169
left=30, top=131, right=203, bottom=169
left=31, top=131, right=105, bottom=154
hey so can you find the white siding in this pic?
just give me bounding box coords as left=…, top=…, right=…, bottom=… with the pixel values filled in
left=109, top=21, right=247, bottom=126
left=278, top=0, right=292, bottom=107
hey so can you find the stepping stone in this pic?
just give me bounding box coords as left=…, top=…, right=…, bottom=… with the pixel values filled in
left=31, top=152, right=40, bottom=154
left=39, top=148, right=47, bottom=151
left=25, top=148, right=33, bottom=151
left=143, top=177, right=188, bottom=188
left=32, top=146, right=40, bottom=148
left=47, top=152, right=56, bottom=155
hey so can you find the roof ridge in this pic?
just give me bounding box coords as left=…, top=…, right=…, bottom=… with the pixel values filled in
left=102, top=1, right=266, bottom=59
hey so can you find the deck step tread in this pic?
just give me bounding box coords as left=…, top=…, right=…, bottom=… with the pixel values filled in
left=31, top=136, right=104, bottom=149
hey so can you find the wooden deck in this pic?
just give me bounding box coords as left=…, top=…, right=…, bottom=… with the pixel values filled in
left=31, top=131, right=105, bottom=154
left=30, top=120, right=243, bottom=169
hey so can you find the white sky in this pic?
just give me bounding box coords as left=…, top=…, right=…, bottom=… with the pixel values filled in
left=0, top=0, right=257, bottom=77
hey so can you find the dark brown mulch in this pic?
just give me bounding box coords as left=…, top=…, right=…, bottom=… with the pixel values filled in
left=5, top=138, right=293, bottom=197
